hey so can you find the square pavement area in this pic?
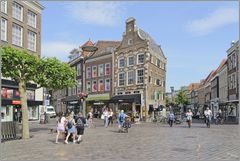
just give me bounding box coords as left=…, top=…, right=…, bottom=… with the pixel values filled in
left=1, top=119, right=239, bottom=160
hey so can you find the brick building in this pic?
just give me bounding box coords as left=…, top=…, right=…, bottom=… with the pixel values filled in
left=111, top=17, right=167, bottom=120
left=84, top=41, right=120, bottom=115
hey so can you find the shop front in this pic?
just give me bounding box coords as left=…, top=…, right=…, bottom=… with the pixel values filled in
left=1, top=99, right=43, bottom=122
left=1, top=85, right=43, bottom=122
left=64, top=95, right=83, bottom=115
left=219, top=100, right=239, bottom=124
left=109, top=94, right=141, bottom=119
left=86, top=93, right=110, bottom=118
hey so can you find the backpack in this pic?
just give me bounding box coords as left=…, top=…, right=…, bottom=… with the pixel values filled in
left=119, top=114, right=124, bottom=123
left=67, top=121, right=72, bottom=129
left=76, top=117, right=84, bottom=128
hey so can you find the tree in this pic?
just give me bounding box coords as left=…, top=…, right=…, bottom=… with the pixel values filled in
left=175, top=89, right=188, bottom=107
left=1, top=46, right=76, bottom=139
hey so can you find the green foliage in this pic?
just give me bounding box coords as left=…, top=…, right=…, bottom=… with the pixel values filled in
left=35, top=57, right=76, bottom=90
left=1, top=46, right=76, bottom=90
left=175, top=89, right=188, bottom=106
left=1, top=46, right=38, bottom=83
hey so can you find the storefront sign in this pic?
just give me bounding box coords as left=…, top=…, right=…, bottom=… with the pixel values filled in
left=69, top=101, right=78, bottom=104
left=12, top=100, right=21, bottom=105
left=44, top=100, right=50, bottom=106
left=2, top=88, right=34, bottom=100
left=86, top=93, right=110, bottom=101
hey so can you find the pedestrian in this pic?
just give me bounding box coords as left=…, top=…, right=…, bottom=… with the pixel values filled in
left=167, top=111, right=175, bottom=127
left=186, top=109, right=193, bottom=128
left=87, top=109, right=95, bottom=128
left=204, top=107, right=212, bottom=128
left=117, top=110, right=128, bottom=132
left=135, top=112, right=140, bottom=123
left=55, top=112, right=66, bottom=144
left=108, top=108, right=114, bottom=126
left=196, top=111, right=200, bottom=120
left=65, top=115, right=76, bottom=144
left=44, top=112, right=48, bottom=124
left=75, top=112, right=86, bottom=144
left=216, top=109, right=223, bottom=125
left=103, top=108, right=109, bottom=128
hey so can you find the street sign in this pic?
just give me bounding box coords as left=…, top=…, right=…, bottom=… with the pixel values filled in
left=45, top=100, right=50, bottom=106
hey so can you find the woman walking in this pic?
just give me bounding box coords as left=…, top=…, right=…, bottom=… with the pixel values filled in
left=87, top=109, right=95, bottom=128
left=103, top=108, right=109, bottom=128
left=55, top=112, right=66, bottom=144
left=65, top=114, right=76, bottom=144
left=186, top=109, right=193, bottom=128
left=108, top=108, right=114, bottom=126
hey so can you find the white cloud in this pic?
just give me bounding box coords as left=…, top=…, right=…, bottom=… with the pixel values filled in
left=187, top=7, right=238, bottom=36
left=67, top=2, right=125, bottom=26
left=41, top=41, right=79, bottom=62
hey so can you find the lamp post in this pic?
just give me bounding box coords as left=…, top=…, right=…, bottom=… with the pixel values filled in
left=81, top=42, right=98, bottom=117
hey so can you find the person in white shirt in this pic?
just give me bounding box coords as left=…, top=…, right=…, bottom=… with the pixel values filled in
left=186, top=109, right=193, bottom=128
left=103, top=108, right=109, bottom=128
left=87, top=109, right=95, bottom=128
left=204, top=107, right=212, bottom=120
left=108, top=108, right=114, bottom=126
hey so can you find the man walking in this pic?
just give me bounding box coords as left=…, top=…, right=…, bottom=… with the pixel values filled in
left=75, top=112, right=86, bottom=144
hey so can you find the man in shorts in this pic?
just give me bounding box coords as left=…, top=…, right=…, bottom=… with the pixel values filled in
left=75, top=112, right=86, bottom=144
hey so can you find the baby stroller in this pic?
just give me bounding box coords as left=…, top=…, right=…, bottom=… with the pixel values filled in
left=120, top=117, right=131, bottom=133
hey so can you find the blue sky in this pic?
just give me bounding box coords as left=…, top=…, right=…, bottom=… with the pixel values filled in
left=40, top=1, right=238, bottom=92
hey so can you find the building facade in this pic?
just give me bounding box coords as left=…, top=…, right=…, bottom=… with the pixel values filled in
left=111, top=18, right=167, bottom=120
left=85, top=41, right=120, bottom=116
left=1, top=1, right=44, bottom=122
left=226, top=41, right=239, bottom=123
left=52, top=41, right=94, bottom=115
left=210, top=59, right=226, bottom=119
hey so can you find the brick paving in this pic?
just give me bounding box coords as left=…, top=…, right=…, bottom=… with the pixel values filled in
left=1, top=119, right=239, bottom=160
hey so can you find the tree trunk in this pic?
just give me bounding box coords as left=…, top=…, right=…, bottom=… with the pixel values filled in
left=19, top=80, right=30, bottom=139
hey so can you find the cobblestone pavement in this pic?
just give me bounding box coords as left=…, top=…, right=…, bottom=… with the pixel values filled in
left=1, top=119, right=239, bottom=160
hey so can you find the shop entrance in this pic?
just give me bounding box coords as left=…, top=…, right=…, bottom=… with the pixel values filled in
left=119, top=103, right=132, bottom=115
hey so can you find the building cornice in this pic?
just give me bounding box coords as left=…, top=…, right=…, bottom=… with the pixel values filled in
left=22, top=1, right=44, bottom=14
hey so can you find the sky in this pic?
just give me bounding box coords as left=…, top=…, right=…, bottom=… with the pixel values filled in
left=40, top=1, right=239, bottom=92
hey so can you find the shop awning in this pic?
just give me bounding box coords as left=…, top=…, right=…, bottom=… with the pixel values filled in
left=109, top=94, right=141, bottom=104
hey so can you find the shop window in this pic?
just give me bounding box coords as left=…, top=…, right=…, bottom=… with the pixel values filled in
left=105, top=79, right=111, bottom=91
left=98, top=79, right=104, bottom=92
left=92, top=66, right=97, bottom=78
left=92, top=80, right=97, bottom=92
left=105, top=63, right=111, bottom=75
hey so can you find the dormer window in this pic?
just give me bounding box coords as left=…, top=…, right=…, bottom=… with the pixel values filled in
left=128, top=39, right=133, bottom=45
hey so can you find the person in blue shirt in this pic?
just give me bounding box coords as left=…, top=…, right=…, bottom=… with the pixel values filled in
left=168, top=111, right=175, bottom=127
left=118, top=110, right=128, bottom=131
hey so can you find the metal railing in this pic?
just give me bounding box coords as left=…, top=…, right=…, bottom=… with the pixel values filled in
left=1, top=122, right=21, bottom=142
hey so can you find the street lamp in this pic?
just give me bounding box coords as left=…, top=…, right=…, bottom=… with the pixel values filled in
left=81, top=41, right=98, bottom=117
